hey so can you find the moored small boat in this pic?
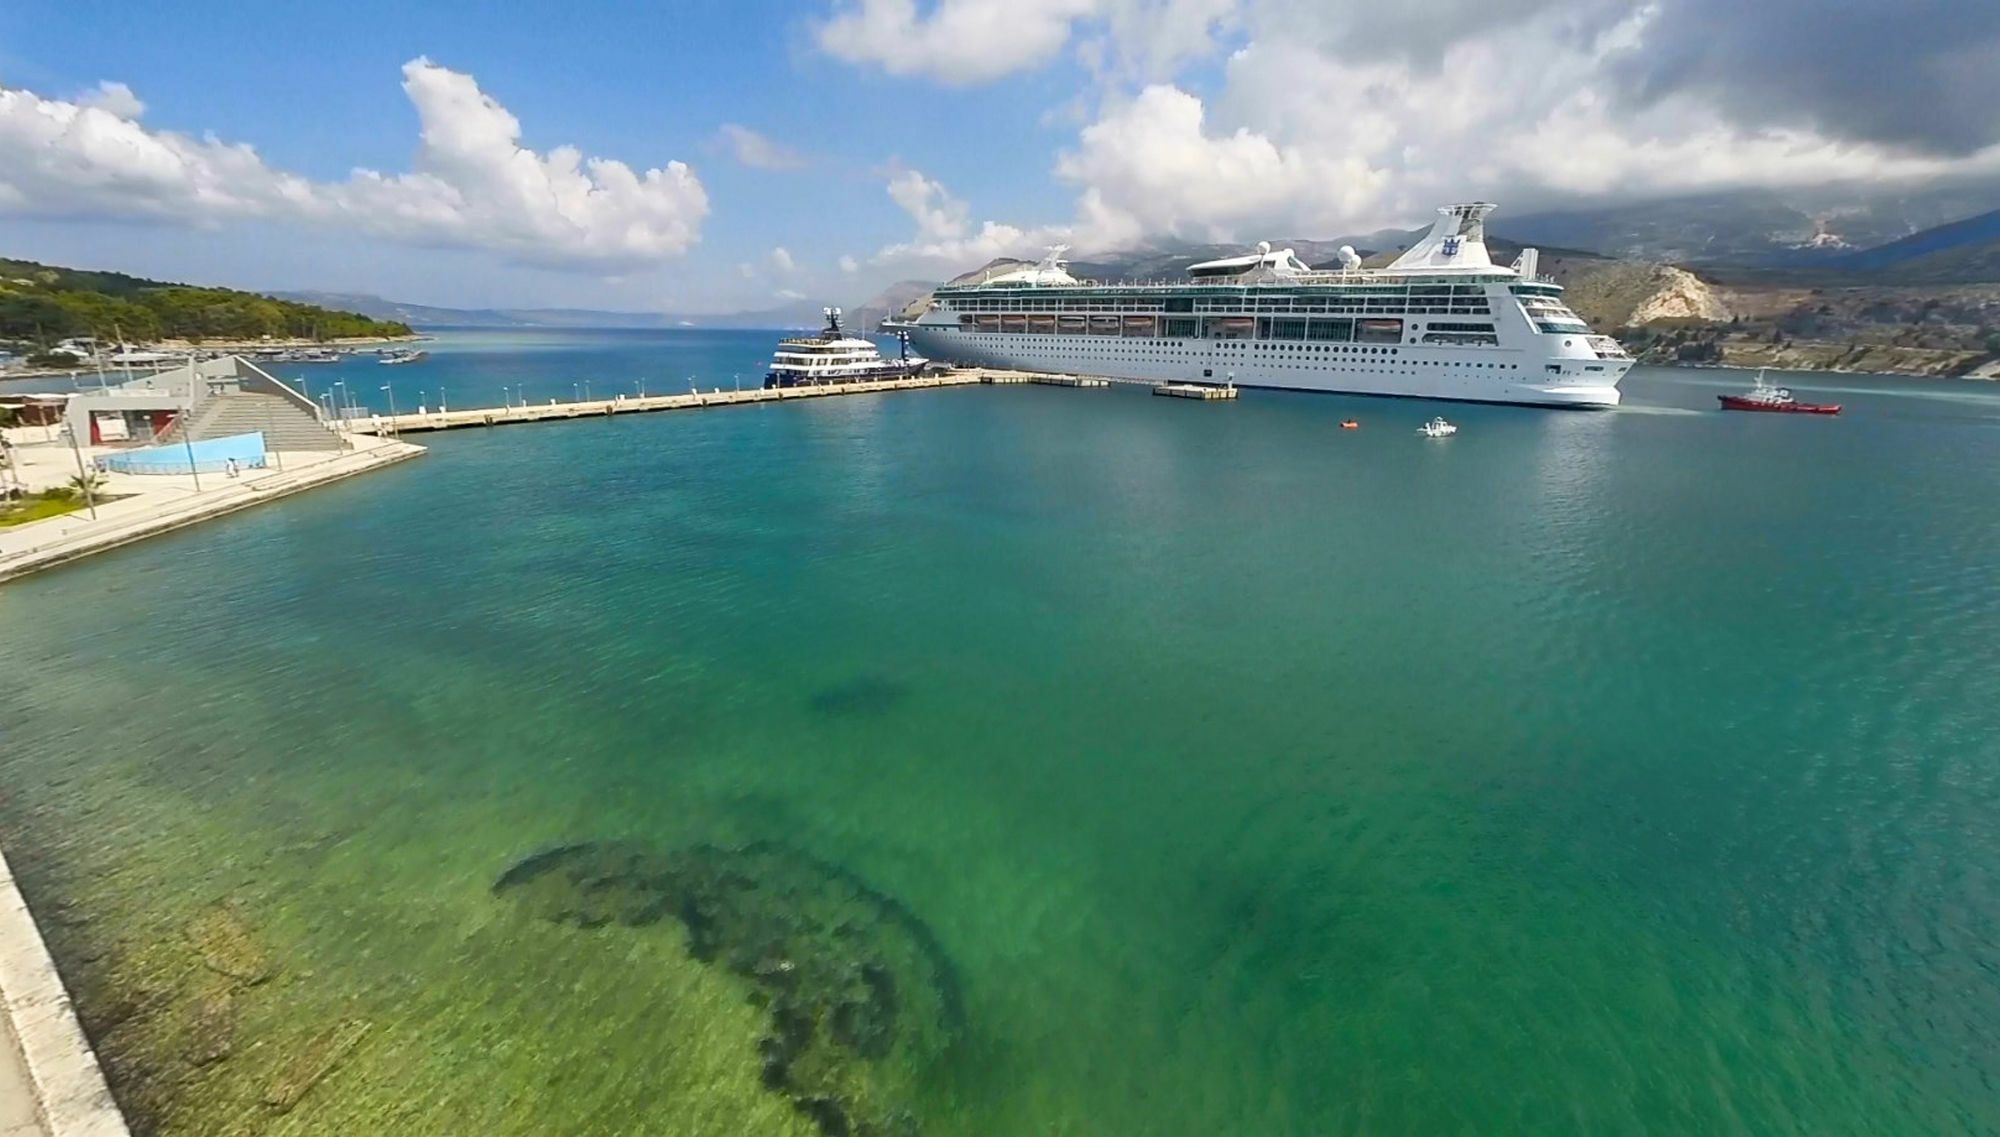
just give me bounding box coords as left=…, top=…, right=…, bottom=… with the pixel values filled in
left=1419, top=417, right=1457, bottom=437
left=1718, top=370, right=1839, bottom=414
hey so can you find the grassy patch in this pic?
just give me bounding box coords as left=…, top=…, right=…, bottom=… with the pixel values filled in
left=0, top=490, right=89, bottom=527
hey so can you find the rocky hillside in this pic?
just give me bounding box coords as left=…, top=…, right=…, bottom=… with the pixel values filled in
left=1559, top=264, right=1729, bottom=328
left=1618, top=284, right=2000, bottom=375
left=3, top=259, right=412, bottom=344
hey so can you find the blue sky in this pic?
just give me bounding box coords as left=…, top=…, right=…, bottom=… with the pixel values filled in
left=3, top=0, right=1996, bottom=314
left=0, top=0, right=1087, bottom=311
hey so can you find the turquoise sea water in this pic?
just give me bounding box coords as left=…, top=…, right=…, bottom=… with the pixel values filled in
left=4, top=332, right=2000, bottom=1133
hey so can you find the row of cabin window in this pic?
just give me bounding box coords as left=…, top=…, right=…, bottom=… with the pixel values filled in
left=940, top=295, right=1492, bottom=312
left=950, top=301, right=1489, bottom=316
left=961, top=315, right=1408, bottom=344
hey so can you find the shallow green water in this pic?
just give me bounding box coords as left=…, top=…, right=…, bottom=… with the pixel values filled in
left=4, top=356, right=2000, bottom=1133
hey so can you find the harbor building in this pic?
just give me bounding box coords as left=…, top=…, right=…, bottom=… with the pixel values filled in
left=60, top=356, right=345, bottom=454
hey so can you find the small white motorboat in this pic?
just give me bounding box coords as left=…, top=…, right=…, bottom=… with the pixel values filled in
left=1419, top=417, right=1457, bottom=437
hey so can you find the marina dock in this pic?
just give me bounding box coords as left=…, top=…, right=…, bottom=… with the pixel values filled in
left=1153, top=383, right=1239, bottom=401
left=1030, top=375, right=1110, bottom=388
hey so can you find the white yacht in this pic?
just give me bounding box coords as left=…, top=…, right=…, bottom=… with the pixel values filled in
left=893, top=202, right=1629, bottom=408
left=1419, top=417, right=1458, bottom=437
left=765, top=308, right=927, bottom=388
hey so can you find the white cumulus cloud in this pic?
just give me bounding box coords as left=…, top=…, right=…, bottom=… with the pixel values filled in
left=872, top=167, right=1068, bottom=270
left=838, top=254, right=860, bottom=273
left=767, top=246, right=798, bottom=274
left=0, top=58, right=709, bottom=271
left=821, top=0, right=2000, bottom=266
left=817, top=0, right=1098, bottom=84
left=718, top=123, right=807, bottom=170
left=1058, top=4, right=2000, bottom=241
left=77, top=81, right=145, bottom=119
left=818, top=0, right=1236, bottom=84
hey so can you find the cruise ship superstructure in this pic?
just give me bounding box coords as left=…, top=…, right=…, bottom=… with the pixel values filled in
left=895, top=203, right=1630, bottom=408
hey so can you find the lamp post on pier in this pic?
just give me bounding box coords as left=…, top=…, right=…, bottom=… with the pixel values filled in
left=380, top=382, right=398, bottom=437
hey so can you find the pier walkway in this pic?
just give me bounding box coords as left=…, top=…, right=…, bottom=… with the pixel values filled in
left=364, top=373, right=984, bottom=435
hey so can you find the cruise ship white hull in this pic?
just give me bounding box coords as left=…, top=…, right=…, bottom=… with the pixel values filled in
left=903, top=327, right=1625, bottom=408
left=903, top=203, right=1633, bottom=409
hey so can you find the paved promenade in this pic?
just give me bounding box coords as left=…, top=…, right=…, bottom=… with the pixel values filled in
left=0, top=432, right=424, bottom=583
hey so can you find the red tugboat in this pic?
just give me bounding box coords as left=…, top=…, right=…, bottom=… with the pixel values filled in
left=1718, top=370, right=1841, bottom=414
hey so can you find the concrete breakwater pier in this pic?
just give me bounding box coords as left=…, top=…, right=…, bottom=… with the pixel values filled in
left=0, top=848, right=128, bottom=1136
left=369, top=373, right=983, bottom=434
left=362, top=370, right=1140, bottom=435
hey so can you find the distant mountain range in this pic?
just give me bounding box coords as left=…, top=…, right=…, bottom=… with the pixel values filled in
left=1500, top=185, right=2000, bottom=269
left=285, top=184, right=2000, bottom=367
left=269, top=291, right=832, bottom=330
left=1822, top=208, right=2000, bottom=282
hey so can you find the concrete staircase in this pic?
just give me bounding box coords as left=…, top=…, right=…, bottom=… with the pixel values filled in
left=158, top=391, right=346, bottom=452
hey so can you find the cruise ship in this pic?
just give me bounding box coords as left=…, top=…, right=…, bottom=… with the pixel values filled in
left=765, top=307, right=928, bottom=388
left=893, top=203, right=1630, bottom=408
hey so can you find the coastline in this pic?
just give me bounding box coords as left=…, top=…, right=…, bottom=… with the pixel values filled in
left=1666, top=358, right=2000, bottom=380
left=2, top=335, right=426, bottom=383
left=0, top=434, right=426, bottom=584
left=149, top=334, right=427, bottom=352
